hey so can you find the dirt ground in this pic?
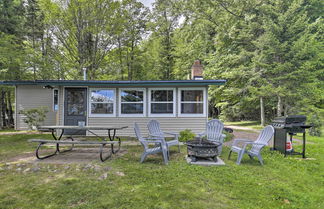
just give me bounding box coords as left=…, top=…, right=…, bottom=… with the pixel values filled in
left=7, top=147, right=128, bottom=165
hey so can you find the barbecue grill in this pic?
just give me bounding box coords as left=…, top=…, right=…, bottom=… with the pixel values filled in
left=272, top=115, right=311, bottom=158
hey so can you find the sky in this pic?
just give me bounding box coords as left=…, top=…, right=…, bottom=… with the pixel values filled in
left=140, top=0, right=155, bottom=8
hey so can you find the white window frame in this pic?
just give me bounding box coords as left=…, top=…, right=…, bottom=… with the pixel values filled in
left=178, top=87, right=207, bottom=117
left=148, top=88, right=176, bottom=117
left=88, top=88, right=116, bottom=117
left=53, top=88, right=59, bottom=112
left=119, top=88, right=146, bottom=117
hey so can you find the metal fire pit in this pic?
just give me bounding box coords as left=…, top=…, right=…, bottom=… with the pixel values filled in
left=186, top=138, right=220, bottom=162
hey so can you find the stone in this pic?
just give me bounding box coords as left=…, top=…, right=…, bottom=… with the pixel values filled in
left=83, top=164, right=92, bottom=170
left=186, top=156, right=226, bottom=166
left=93, top=165, right=101, bottom=172
left=32, top=167, right=41, bottom=172
left=98, top=173, right=108, bottom=180
left=284, top=199, right=290, bottom=204
left=23, top=168, right=31, bottom=173
left=64, top=166, right=70, bottom=170
left=16, top=168, right=22, bottom=172
left=103, top=166, right=112, bottom=171
left=115, top=171, right=125, bottom=176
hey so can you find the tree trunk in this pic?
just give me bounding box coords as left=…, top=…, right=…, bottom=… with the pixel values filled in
left=118, top=37, right=124, bottom=80
left=7, top=92, right=14, bottom=127
left=284, top=102, right=289, bottom=116
left=1, top=90, right=7, bottom=127
left=260, top=96, right=265, bottom=126
left=277, top=95, right=283, bottom=117
left=0, top=89, right=2, bottom=130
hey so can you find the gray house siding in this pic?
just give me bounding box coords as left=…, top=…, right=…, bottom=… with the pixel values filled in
left=87, top=117, right=207, bottom=137
left=16, top=85, right=209, bottom=136
left=16, top=85, right=57, bottom=130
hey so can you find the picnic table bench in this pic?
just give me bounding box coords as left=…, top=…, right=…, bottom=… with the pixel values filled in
left=29, top=139, right=119, bottom=162
left=29, top=125, right=128, bottom=162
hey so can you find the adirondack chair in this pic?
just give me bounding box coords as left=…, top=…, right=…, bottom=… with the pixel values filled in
left=147, top=120, right=181, bottom=153
left=228, top=125, right=274, bottom=165
left=198, top=119, right=225, bottom=155
left=134, top=123, right=168, bottom=165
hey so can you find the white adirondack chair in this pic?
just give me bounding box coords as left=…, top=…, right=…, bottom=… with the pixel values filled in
left=134, top=123, right=168, bottom=165
left=228, top=125, right=274, bottom=165
left=147, top=120, right=181, bottom=153
left=198, top=119, right=225, bottom=155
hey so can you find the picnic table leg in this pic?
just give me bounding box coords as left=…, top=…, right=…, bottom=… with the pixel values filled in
left=35, top=142, right=57, bottom=159
left=51, top=128, right=64, bottom=153
left=99, top=143, right=113, bottom=162
left=58, top=137, right=74, bottom=153
left=108, top=129, right=116, bottom=140
left=51, top=129, right=74, bottom=153
left=108, top=129, right=120, bottom=154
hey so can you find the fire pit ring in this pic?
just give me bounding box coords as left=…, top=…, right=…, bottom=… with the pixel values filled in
left=186, top=138, right=221, bottom=162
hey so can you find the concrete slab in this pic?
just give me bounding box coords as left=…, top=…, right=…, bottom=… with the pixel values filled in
left=186, top=156, right=226, bottom=166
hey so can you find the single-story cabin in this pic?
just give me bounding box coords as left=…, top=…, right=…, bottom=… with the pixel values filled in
left=0, top=62, right=226, bottom=136
left=0, top=79, right=225, bottom=136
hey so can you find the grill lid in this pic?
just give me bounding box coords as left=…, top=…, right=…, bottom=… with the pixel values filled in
left=272, top=115, right=306, bottom=124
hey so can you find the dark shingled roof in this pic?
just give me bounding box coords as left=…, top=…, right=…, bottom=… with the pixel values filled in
left=0, top=80, right=226, bottom=87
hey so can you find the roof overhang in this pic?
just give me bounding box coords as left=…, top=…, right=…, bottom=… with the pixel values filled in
left=0, top=80, right=226, bottom=87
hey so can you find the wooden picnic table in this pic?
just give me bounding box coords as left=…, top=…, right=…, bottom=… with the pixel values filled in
left=29, top=125, right=128, bottom=162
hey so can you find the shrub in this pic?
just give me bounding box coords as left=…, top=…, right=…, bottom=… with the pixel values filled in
left=179, top=129, right=196, bottom=142
left=300, top=107, right=322, bottom=137
left=20, top=107, right=48, bottom=130
left=307, top=114, right=322, bottom=136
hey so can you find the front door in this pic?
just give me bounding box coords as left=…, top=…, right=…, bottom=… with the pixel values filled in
left=64, top=88, right=87, bottom=135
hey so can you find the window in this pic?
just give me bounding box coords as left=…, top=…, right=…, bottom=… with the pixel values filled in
left=149, top=88, right=175, bottom=117
left=178, top=88, right=206, bottom=116
left=89, top=89, right=115, bottom=117
left=53, top=89, right=59, bottom=111
left=120, top=88, right=146, bottom=116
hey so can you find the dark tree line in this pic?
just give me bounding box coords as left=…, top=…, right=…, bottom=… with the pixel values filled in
left=0, top=0, right=323, bottom=133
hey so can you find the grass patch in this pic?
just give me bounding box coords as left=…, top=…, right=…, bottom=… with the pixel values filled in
left=0, top=133, right=323, bottom=208
left=0, top=128, right=18, bottom=133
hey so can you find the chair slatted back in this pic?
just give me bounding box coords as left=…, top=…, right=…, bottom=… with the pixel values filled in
left=134, top=123, right=148, bottom=149
left=251, top=125, right=274, bottom=153
left=206, top=119, right=224, bottom=142
left=147, top=120, right=164, bottom=137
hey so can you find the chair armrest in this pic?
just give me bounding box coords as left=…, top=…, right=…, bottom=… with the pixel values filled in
left=142, top=137, right=165, bottom=144
left=243, top=142, right=267, bottom=146
left=232, top=139, right=255, bottom=147
left=148, top=134, right=163, bottom=139
left=163, top=132, right=178, bottom=136
left=240, top=142, right=267, bottom=151
left=198, top=131, right=206, bottom=138
left=144, top=140, right=163, bottom=144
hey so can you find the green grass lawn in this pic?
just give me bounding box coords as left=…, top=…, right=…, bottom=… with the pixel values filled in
left=0, top=128, right=19, bottom=133
left=0, top=133, right=323, bottom=209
